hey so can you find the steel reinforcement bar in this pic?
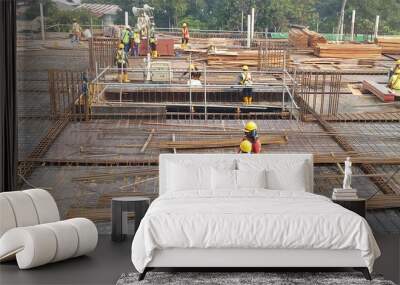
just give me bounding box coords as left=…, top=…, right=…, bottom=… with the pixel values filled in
left=295, top=94, right=397, bottom=194
left=17, top=116, right=71, bottom=186
left=21, top=155, right=400, bottom=168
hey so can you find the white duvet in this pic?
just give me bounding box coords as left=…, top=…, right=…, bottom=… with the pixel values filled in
left=131, top=190, right=380, bottom=273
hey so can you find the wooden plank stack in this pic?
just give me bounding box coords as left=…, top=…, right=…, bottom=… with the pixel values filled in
left=65, top=207, right=135, bottom=222
left=367, top=194, right=400, bottom=209
left=314, top=43, right=382, bottom=59
left=289, top=27, right=327, bottom=49
left=207, top=49, right=287, bottom=68
left=207, top=49, right=260, bottom=67
left=158, top=135, right=288, bottom=150
left=375, top=37, right=400, bottom=54
left=361, top=80, right=395, bottom=102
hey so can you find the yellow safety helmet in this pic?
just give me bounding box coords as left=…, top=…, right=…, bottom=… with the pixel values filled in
left=118, top=43, right=124, bottom=49
left=242, top=65, right=249, bottom=71
left=396, top=59, right=400, bottom=64
left=244, top=121, right=257, bottom=132
left=72, top=18, right=77, bottom=22
left=190, top=64, right=195, bottom=70
left=240, top=140, right=253, bottom=153
left=395, top=68, right=400, bottom=74
left=182, top=23, right=187, bottom=28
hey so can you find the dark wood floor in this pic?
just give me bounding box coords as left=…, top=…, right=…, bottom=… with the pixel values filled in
left=1, top=234, right=399, bottom=285
left=0, top=235, right=134, bottom=285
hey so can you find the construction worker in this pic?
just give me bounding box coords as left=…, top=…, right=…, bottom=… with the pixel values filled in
left=115, top=43, right=129, bottom=83
left=181, top=22, right=190, bottom=49
left=241, top=121, right=261, bottom=153
left=149, top=35, right=158, bottom=58
left=71, top=18, right=81, bottom=45
left=389, top=60, right=400, bottom=80
left=238, top=65, right=253, bottom=105
left=120, top=26, right=132, bottom=54
left=131, top=29, right=141, bottom=57
left=239, top=140, right=253, bottom=154
left=388, top=68, right=400, bottom=95
left=81, top=72, right=88, bottom=96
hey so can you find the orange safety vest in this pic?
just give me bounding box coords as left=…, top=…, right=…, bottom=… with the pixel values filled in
left=182, top=27, right=189, bottom=39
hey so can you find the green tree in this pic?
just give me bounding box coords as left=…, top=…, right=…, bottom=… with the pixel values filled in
left=25, top=0, right=400, bottom=34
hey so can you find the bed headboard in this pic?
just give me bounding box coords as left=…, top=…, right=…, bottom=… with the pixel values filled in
left=159, top=153, right=314, bottom=195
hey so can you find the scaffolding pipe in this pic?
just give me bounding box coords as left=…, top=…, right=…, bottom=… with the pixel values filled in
left=125, top=11, right=128, bottom=27
left=94, top=83, right=291, bottom=89
left=93, top=65, right=109, bottom=83
left=98, top=67, right=289, bottom=75
left=204, top=63, right=207, bottom=121
left=284, top=86, right=299, bottom=109
left=189, top=53, right=192, bottom=120
left=282, top=57, right=286, bottom=111
left=146, top=53, right=151, bottom=81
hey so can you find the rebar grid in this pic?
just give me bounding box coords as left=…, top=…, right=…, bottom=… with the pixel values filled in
left=295, top=71, right=342, bottom=118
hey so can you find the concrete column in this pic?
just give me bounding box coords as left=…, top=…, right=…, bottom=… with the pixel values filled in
left=251, top=7, right=255, bottom=39
left=340, top=22, right=344, bottom=41
left=247, top=14, right=251, bottom=48
left=374, top=15, right=380, bottom=39
left=241, top=11, right=244, bottom=32
left=40, top=2, right=45, bottom=41
left=350, top=10, right=355, bottom=41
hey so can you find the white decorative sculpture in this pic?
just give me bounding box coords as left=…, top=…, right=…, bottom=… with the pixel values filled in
left=343, top=157, right=352, bottom=189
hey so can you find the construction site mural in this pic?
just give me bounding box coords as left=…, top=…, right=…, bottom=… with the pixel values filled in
left=15, top=0, right=400, bottom=235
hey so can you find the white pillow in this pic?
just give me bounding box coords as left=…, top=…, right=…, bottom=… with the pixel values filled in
left=212, top=168, right=237, bottom=190
left=236, top=169, right=267, bottom=189
left=266, top=161, right=307, bottom=191
left=167, top=163, right=212, bottom=192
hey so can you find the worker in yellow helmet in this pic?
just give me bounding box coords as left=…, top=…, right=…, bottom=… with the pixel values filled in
left=181, top=22, right=190, bottom=49
left=238, top=65, right=253, bottom=105
left=239, top=140, right=253, bottom=154
left=149, top=35, right=158, bottom=58
left=239, top=121, right=261, bottom=153
left=120, top=25, right=132, bottom=53
left=389, top=59, right=400, bottom=80
left=115, top=43, right=129, bottom=83
left=388, top=68, right=400, bottom=95
left=131, top=29, right=141, bottom=57
left=71, top=18, right=82, bottom=45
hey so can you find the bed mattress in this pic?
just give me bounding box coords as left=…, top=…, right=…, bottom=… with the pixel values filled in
left=131, top=190, right=380, bottom=273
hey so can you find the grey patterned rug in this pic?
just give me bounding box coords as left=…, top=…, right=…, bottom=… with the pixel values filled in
left=116, top=271, right=395, bottom=285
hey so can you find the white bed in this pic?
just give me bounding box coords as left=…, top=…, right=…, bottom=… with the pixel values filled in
left=131, top=154, right=380, bottom=280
